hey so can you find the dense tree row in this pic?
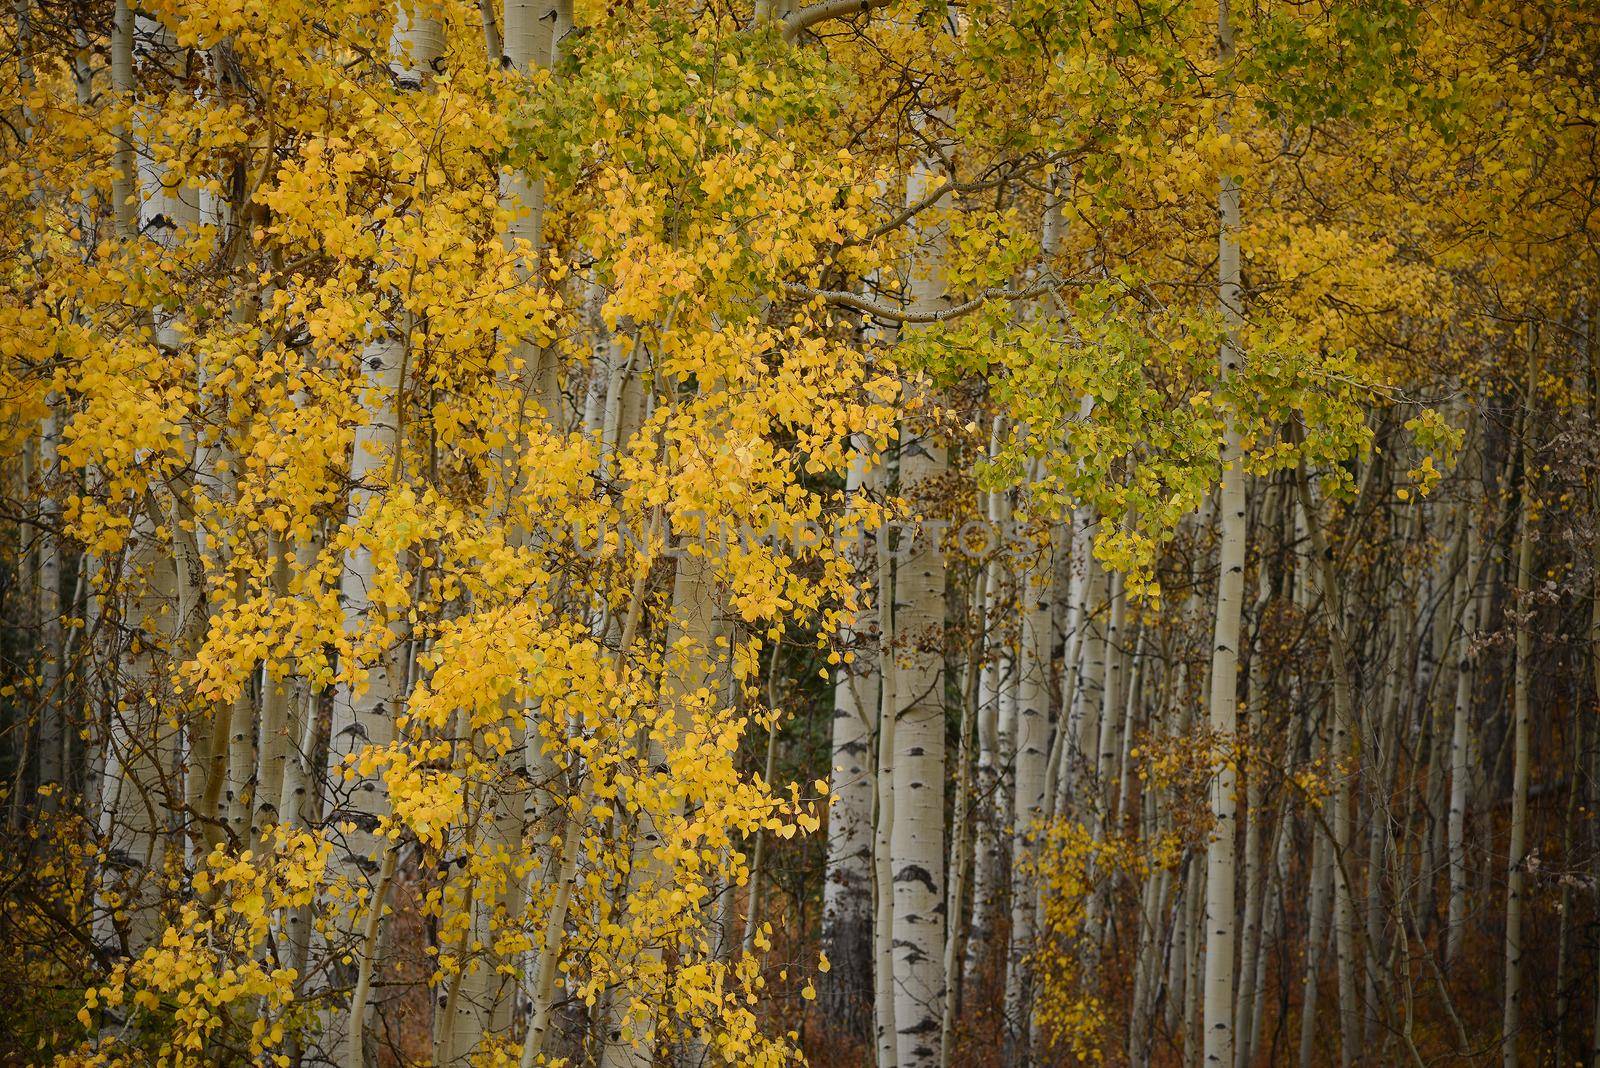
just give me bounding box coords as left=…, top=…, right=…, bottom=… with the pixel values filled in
left=1, top=0, right=1599, bottom=1065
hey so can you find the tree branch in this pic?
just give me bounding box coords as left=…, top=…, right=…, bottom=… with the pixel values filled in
left=782, top=0, right=889, bottom=42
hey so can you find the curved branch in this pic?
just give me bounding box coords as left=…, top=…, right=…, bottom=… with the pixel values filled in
left=781, top=0, right=889, bottom=42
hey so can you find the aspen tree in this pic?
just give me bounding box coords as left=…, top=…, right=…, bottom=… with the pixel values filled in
left=964, top=426, right=1010, bottom=990
left=822, top=446, right=880, bottom=1034
left=890, top=160, right=952, bottom=1068
left=316, top=7, right=442, bottom=1059
left=1202, top=0, right=1245, bottom=1060
left=1233, top=487, right=1277, bottom=1068
left=1447, top=501, right=1481, bottom=964
left=940, top=529, right=988, bottom=1066
left=1503, top=357, right=1537, bottom=1068
left=873, top=504, right=900, bottom=1068
left=93, top=0, right=195, bottom=960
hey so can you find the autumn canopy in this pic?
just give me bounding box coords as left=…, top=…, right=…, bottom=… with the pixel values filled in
left=0, top=0, right=1597, bottom=1066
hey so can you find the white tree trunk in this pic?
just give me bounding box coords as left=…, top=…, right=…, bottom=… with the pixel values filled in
left=873, top=517, right=899, bottom=1068
left=254, top=547, right=293, bottom=843
left=1202, top=0, right=1245, bottom=1057
left=95, top=0, right=195, bottom=960
left=1296, top=470, right=1360, bottom=1068
left=1003, top=542, right=1054, bottom=1061
left=940, top=552, right=988, bottom=1066
left=1071, top=550, right=1108, bottom=814
left=885, top=142, right=952, bottom=1068
left=822, top=448, right=881, bottom=1035
left=1233, top=554, right=1273, bottom=1068
left=318, top=9, right=441, bottom=1060
left=1094, top=570, right=1126, bottom=821
left=965, top=461, right=1010, bottom=989
left=1502, top=409, right=1535, bottom=1068
left=890, top=429, right=948, bottom=1068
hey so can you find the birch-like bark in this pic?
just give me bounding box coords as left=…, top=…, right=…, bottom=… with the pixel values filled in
left=1502, top=393, right=1535, bottom=1068
left=489, top=8, right=576, bottom=1048
left=499, top=0, right=567, bottom=422
left=822, top=447, right=880, bottom=1035
left=873, top=516, right=899, bottom=1068
left=1363, top=598, right=1407, bottom=1045
left=1420, top=510, right=1467, bottom=929
left=94, top=528, right=181, bottom=959
left=889, top=420, right=948, bottom=1068
left=315, top=10, right=441, bottom=1060
left=1049, top=511, right=1092, bottom=820
left=94, top=0, right=194, bottom=959
left=253, top=547, right=292, bottom=843
left=964, top=446, right=1010, bottom=989
left=20, top=4, right=62, bottom=795
left=1233, top=548, right=1273, bottom=1068
left=940, top=553, right=988, bottom=1066
left=1071, top=550, right=1109, bottom=813
left=1296, top=469, right=1359, bottom=1068
left=276, top=519, right=327, bottom=836
left=1184, top=849, right=1204, bottom=1057
left=1446, top=511, right=1479, bottom=965
left=1003, top=536, right=1055, bottom=1061
left=1202, top=0, right=1245, bottom=1058
left=1114, top=625, right=1145, bottom=830
left=1093, top=569, right=1126, bottom=825
left=885, top=142, right=951, bottom=1068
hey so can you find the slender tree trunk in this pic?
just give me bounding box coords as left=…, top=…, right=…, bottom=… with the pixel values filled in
left=253, top=546, right=292, bottom=843
left=37, top=395, right=63, bottom=810
left=94, top=0, right=194, bottom=960
left=965, top=449, right=1010, bottom=991
left=823, top=448, right=880, bottom=1037
left=1502, top=390, right=1535, bottom=1068
left=1234, top=554, right=1273, bottom=1068
left=316, top=10, right=441, bottom=1060
left=1203, top=0, right=1246, bottom=1058
left=1446, top=512, right=1479, bottom=966
left=1003, top=540, right=1055, bottom=1063
left=1071, top=550, right=1109, bottom=815
left=1185, top=852, right=1205, bottom=1061
left=941, top=557, right=988, bottom=1065
left=1421, top=510, right=1468, bottom=932
left=890, top=421, right=948, bottom=1068
left=874, top=514, right=899, bottom=1068
left=1363, top=601, right=1407, bottom=1046
left=1298, top=825, right=1334, bottom=1068
left=886, top=143, right=951, bottom=1068
left=1556, top=706, right=1582, bottom=1044
left=1116, top=626, right=1146, bottom=831
left=1095, top=571, right=1127, bottom=818
left=1296, top=469, right=1360, bottom=1068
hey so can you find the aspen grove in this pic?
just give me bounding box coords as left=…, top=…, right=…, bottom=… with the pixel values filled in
left=3, top=0, right=1600, bottom=1065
